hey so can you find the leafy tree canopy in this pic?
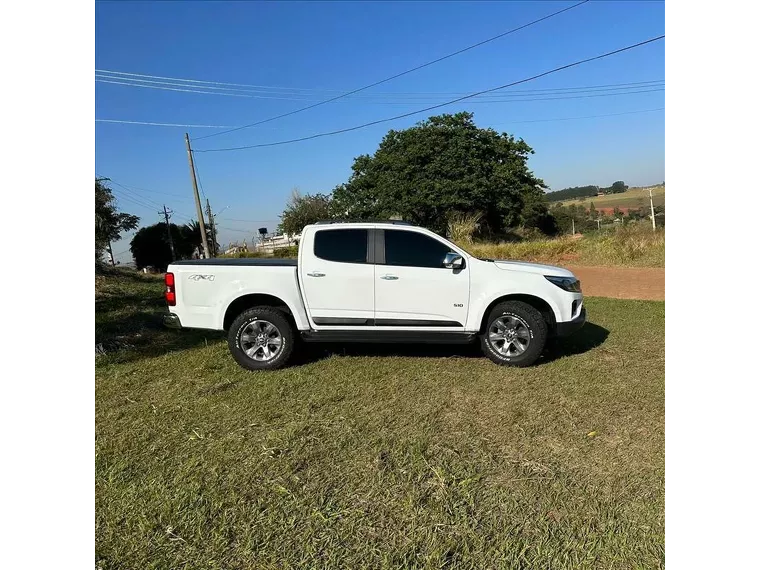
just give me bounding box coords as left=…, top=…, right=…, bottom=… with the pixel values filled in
left=278, top=189, right=331, bottom=236
left=610, top=180, right=628, bottom=194
left=330, top=112, right=550, bottom=235
left=95, top=178, right=139, bottom=262
left=130, top=223, right=195, bottom=271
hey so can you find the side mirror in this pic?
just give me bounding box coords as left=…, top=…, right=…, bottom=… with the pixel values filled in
left=444, top=252, right=465, bottom=270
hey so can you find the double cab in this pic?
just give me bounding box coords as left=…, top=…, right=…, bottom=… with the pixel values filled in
left=164, top=221, right=585, bottom=370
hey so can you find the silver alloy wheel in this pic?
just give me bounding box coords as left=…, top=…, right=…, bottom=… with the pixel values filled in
left=488, top=315, right=531, bottom=357
left=239, top=319, right=283, bottom=362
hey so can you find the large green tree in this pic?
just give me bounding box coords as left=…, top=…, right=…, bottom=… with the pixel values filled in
left=130, top=222, right=195, bottom=271
left=278, top=189, right=331, bottom=236
left=330, top=112, right=551, bottom=235
left=95, top=178, right=139, bottom=264
left=610, top=180, right=629, bottom=194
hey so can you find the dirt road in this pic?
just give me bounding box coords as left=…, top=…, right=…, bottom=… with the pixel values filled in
left=567, top=266, right=664, bottom=301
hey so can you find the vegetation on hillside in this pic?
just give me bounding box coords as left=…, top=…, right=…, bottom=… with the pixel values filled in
left=226, top=222, right=664, bottom=268
left=557, top=185, right=665, bottom=210
left=464, top=224, right=665, bottom=268
left=545, top=180, right=630, bottom=202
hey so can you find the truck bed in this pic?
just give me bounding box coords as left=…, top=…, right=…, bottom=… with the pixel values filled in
left=170, top=258, right=298, bottom=267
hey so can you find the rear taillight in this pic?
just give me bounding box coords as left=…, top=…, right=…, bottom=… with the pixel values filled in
left=165, top=272, right=176, bottom=306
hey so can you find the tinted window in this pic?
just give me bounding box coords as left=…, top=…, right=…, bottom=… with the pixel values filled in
left=314, top=229, right=368, bottom=263
left=384, top=229, right=454, bottom=268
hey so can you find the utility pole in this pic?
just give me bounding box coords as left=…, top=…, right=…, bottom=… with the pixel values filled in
left=160, top=205, right=176, bottom=261
left=185, top=133, right=211, bottom=258
left=206, top=198, right=217, bottom=257
left=648, top=187, right=657, bottom=231
left=571, top=218, right=575, bottom=235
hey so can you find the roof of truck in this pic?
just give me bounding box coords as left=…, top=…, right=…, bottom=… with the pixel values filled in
left=170, top=258, right=297, bottom=267
left=311, top=219, right=414, bottom=226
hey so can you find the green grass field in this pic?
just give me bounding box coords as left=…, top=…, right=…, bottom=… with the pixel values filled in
left=96, top=271, right=664, bottom=569
left=559, top=186, right=665, bottom=210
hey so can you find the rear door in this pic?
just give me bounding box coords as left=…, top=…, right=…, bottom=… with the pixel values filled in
left=374, top=228, right=470, bottom=328
left=299, top=227, right=375, bottom=326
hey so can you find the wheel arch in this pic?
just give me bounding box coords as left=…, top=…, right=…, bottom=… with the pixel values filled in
left=478, top=294, right=558, bottom=335
left=223, top=293, right=297, bottom=331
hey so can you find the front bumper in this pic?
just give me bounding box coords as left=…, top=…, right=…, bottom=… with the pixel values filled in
left=555, top=307, right=586, bottom=337
left=163, top=313, right=182, bottom=329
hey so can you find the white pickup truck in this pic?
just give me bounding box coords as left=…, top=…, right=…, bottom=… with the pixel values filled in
left=164, top=221, right=585, bottom=369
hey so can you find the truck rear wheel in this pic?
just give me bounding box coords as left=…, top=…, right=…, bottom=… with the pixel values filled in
left=480, top=301, right=547, bottom=367
left=228, top=307, right=295, bottom=371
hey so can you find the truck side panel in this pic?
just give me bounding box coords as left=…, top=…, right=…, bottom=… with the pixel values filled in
left=168, top=264, right=309, bottom=331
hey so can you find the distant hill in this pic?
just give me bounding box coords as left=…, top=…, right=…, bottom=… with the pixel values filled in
left=552, top=185, right=665, bottom=210
left=545, top=180, right=631, bottom=202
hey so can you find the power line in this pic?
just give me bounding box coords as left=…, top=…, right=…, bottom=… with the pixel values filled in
left=97, top=67, right=662, bottom=96
left=111, top=190, right=162, bottom=212
left=96, top=70, right=662, bottom=99
left=96, top=73, right=347, bottom=99
left=109, top=185, right=195, bottom=221
left=99, top=175, right=200, bottom=225
left=106, top=182, right=164, bottom=209
left=378, top=87, right=664, bottom=105
left=110, top=182, right=164, bottom=209
left=96, top=119, right=236, bottom=128
left=195, top=35, right=665, bottom=153
left=110, top=185, right=195, bottom=221
left=95, top=68, right=332, bottom=92
left=96, top=79, right=252, bottom=98
left=95, top=82, right=663, bottom=106
left=101, top=176, right=189, bottom=200
left=96, top=87, right=665, bottom=135
left=491, top=107, right=664, bottom=127
left=194, top=0, right=590, bottom=141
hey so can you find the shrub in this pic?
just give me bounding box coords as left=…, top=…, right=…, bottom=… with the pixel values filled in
left=447, top=212, right=482, bottom=244
left=458, top=222, right=664, bottom=267
left=273, top=246, right=299, bottom=258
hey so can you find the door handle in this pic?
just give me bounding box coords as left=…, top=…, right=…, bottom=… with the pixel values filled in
left=380, top=274, right=399, bottom=280
left=307, top=271, right=325, bottom=277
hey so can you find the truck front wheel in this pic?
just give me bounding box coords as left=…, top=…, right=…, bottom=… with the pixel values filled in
left=479, top=301, right=547, bottom=367
left=228, top=307, right=295, bottom=371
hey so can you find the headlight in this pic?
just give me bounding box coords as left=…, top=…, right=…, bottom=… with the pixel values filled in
left=545, top=275, right=581, bottom=292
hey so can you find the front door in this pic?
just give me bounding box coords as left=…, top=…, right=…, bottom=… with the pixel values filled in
left=374, top=228, right=470, bottom=328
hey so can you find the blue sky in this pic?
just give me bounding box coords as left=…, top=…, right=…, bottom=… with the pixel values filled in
left=95, top=1, right=664, bottom=262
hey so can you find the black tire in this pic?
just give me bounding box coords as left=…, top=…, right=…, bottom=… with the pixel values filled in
left=227, top=307, right=295, bottom=371
left=479, top=301, right=547, bottom=367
